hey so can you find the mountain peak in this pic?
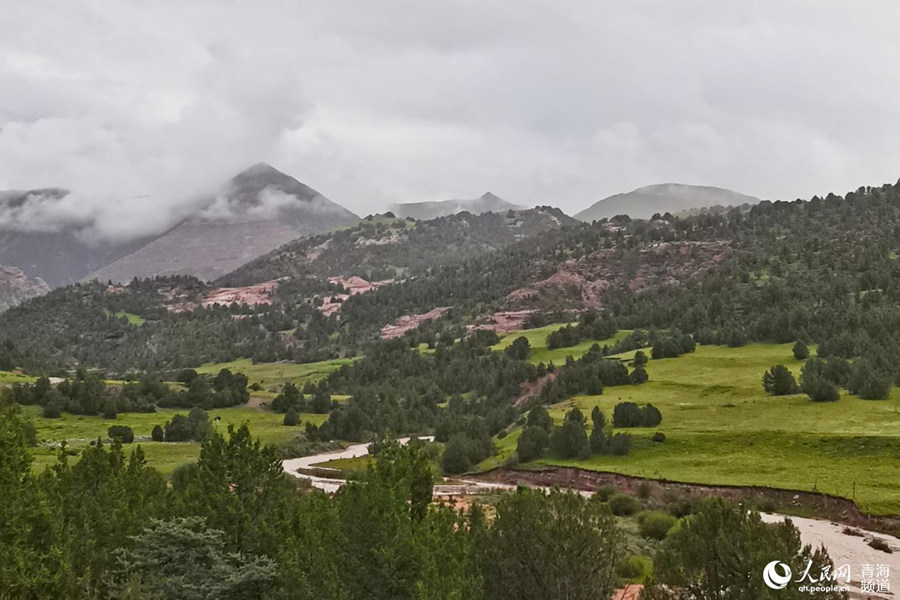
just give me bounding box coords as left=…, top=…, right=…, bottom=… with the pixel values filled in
left=575, top=183, right=761, bottom=222
left=390, top=192, right=524, bottom=220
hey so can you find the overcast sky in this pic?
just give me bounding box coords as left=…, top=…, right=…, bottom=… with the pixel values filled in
left=2, top=1, right=900, bottom=238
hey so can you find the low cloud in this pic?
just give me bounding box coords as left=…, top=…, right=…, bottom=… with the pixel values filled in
left=3, top=1, right=900, bottom=238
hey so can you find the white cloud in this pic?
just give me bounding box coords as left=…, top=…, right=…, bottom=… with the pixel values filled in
left=2, top=0, right=900, bottom=239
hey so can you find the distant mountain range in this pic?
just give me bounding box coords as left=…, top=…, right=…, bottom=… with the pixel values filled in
left=575, top=184, right=761, bottom=222
left=0, top=164, right=358, bottom=290
left=389, top=192, right=523, bottom=220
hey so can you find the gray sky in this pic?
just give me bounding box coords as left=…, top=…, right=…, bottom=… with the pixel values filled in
left=2, top=1, right=900, bottom=238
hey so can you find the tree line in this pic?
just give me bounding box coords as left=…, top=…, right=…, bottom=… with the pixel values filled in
left=0, top=400, right=845, bottom=600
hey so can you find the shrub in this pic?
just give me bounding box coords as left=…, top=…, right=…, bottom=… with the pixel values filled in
left=762, top=365, right=798, bottom=396
left=42, top=403, right=61, bottom=419
left=848, top=359, right=892, bottom=400
left=612, top=402, right=662, bottom=427
left=869, top=538, right=893, bottom=553
left=441, top=434, right=473, bottom=474
left=283, top=407, right=300, bottom=426
left=504, top=336, right=531, bottom=360
left=636, top=481, right=653, bottom=500
left=107, top=425, right=134, bottom=443
left=151, top=424, right=164, bottom=442
left=516, top=426, right=549, bottom=462
left=618, top=555, right=652, bottom=582
left=608, top=493, right=641, bottom=516
left=803, top=374, right=840, bottom=403
left=638, top=511, right=677, bottom=540
left=594, top=484, right=618, bottom=502
left=652, top=431, right=666, bottom=443
left=792, top=341, right=810, bottom=360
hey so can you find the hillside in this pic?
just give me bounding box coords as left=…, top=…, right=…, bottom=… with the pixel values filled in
left=0, top=207, right=575, bottom=371
left=389, top=192, right=523, bottom=220
left=220, top=206, right=575, bottom=286
left=6, top=179, right=900, bottom=382
left=86, top=164, right=358, bottom=282
left=575, top=183, right=760, bottom=221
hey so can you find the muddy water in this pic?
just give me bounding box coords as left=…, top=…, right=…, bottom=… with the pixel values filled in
left=281, top=437, right=516, bottom=495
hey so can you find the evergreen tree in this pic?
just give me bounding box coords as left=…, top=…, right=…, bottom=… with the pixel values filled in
left=762, top=365, right=799, bottom=396
left=283, top=407, right=300, bottom=426
left=792, top=341, right=810, bottom=360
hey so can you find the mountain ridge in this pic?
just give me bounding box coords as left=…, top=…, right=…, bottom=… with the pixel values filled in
left=389, top=192, right=524, bottom=220
left=575, top=183, right=761, bottom=222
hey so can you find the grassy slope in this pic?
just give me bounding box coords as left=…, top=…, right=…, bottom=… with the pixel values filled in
left=26, top=406, right=328, bottom=475
left=485, top=341, right=900, bottom=515
left=0, top=370, right=36, bottom=384
left=492, top=323, right=632, bottom=365
left=196, top=357, right=356, bottom=390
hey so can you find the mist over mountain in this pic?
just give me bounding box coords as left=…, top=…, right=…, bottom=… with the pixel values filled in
left=575, top=184, right=761, bottom=222
left=0, top=188, right=156, bottom=286
left=86, top=164, right=358, bottom=283
left=0, top=164, right=357, bottom=288
left=389, top=192, right=524, bottom=220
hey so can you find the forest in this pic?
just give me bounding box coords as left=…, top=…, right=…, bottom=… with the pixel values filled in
left=0, top=401, right=846, bottom=600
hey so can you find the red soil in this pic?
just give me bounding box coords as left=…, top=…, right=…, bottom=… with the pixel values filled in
left=381, top=307, right=450, bottom=339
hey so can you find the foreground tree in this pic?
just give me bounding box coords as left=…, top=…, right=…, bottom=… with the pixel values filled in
left=478, top=488, right=622, bottom=600
left=113, top=517, right=277, bottom=600
left=643, top=497, right=846, bottom=600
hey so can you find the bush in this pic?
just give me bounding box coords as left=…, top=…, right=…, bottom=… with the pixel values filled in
left=636, top=481, right=653, bottom=500
left=608, top=493, right=641, bottom=516
left=107, top=425, right=134, bottom=443
left=618, top=555, right=652, bottom=582
left=42, top=403, right=61, bottom=419
left=504, top=336, right=531, bottom=360
left=516, top=426, right=549, bottom=462
left=848, top=359, right=892, bottom=400
left=549, top=408, right=590, bottom=459
left=869, top=538, right=893, bottom=553
left=638, top=511, right=677, bottom=540
left=762, top=365, right=798, bottom=396
left=612, top=402, right=662, bottom=427
left=283, top=407, right=300, bottom=426
left=441, top=434, right=473, bottom=474
left=151, top=424, right=164, bottom=442
left=652, top=431, right=666, bottom=443
left=803, top=374, right=840, bottom=403
left=792, top=341, right=810, bottom=360
left=594, top=484, right=618, bottom=502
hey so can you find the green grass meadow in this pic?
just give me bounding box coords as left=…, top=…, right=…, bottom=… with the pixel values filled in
left=26, top=405, right=328, bottom=475
left=492, top=323, right=633, bottom=366
left=485, top=341, right=900, bottom=515
left=16, top=323, right=900, bottom=514
left=196, top=357, right=356, bottom=390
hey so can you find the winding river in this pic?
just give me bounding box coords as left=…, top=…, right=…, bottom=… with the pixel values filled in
left=282, top=440, right=900, bottom=598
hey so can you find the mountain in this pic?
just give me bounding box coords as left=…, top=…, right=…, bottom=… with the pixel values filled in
left=219, top=206, right=575, bottom=287
left=85, top=164, right=358, bottom=283
left=389, top=192, right=524, bottom=220
left=575, top=183, right=761, bottom=222
left=0, top=189, right=153, bottom=287
left=0, top=265, right=50, bottom=313
left=0, top=206, right=576, bottom=371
